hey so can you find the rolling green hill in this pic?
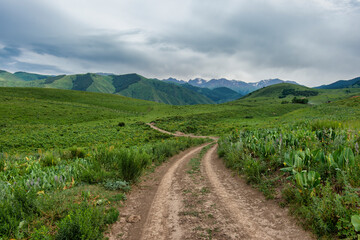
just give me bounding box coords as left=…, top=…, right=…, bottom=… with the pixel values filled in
left=241, top=83, right=360, bottom=104
left=0, top=70, right=24, bottom=85
left=117, top=75, right=214, bottom=105
left=0, top=70, right=214, bottom=105
left=244, top=83, right=318, bottom=98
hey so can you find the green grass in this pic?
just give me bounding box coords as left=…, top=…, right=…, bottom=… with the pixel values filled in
left=1, top=84, right=360, bottom=239
left=0, top=88, right=167, bottom=154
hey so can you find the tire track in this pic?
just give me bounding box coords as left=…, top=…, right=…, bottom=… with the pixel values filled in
left=203, top=144, right=313, bottom=240
left=140, top=143, right=211, bottom=240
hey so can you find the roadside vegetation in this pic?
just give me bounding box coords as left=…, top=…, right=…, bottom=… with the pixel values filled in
left=218, top=97, right=360, bottom=239
left=0, top=133, right=206, bottom=239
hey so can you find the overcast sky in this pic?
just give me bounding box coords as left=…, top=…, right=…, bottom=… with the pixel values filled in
left=0, top=0, right=359, bottom=86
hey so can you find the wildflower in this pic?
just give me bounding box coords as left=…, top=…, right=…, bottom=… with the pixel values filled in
left=54, top=175, right=58, bottom=182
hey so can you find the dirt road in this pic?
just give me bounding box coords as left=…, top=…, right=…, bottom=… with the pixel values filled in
left=107, top=125, right=313, bottom=239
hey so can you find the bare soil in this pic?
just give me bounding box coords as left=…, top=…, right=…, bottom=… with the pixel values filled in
left=107, top=125, right=314, bottom=240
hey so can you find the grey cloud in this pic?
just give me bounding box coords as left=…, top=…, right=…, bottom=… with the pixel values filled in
left=0, top=46, right=21, bottom=59
left=9, top=61, right=63, bottom=74
left=0, top=0, right=359, bottom=86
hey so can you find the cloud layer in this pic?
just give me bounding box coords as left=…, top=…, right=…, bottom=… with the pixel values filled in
left=0, top=0, right=359, bottom=86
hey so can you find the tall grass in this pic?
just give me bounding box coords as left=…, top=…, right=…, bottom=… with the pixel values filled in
left=218, top=124, right=360, bottom=238
left=0, top=136, right=207, bottom=239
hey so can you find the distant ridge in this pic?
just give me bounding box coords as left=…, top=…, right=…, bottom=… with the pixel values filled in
left=316, top=76, right=360, bottom=89
left=163, top=77, right=298, bottom=95
left=180, top=83, right=242, bottom=103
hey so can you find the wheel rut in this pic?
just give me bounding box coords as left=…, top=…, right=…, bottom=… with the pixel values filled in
left=140, top=144, right=211, bottom=240
left=203, top=144, right=313, bottom=240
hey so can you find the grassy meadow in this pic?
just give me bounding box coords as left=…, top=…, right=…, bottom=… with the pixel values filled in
left=0, top=87, right=211, bottom=239
left=1, top=84, right=360, bottom=239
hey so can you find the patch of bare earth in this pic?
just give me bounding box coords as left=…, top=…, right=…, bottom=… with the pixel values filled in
left=106, top=143, right=211, bottom=240
left=177, top=145, right=244, bottom=239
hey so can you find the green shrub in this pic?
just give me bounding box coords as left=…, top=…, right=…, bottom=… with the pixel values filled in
left=104, top=207, right=119, bottom=225
left=69, top=146, right=86, bottom=159
left=31, top=226, right=52, bottom=240
left=117, top=122, right=125, bottom=127
left=79, top=160, right=110, bottom=184
left=95, top=147, right=151, bottom=182
left=0, top=187, right=38, bottom=238
left=41, top=152, right=58, bottom=167
left=292, top=97, right=308, bottom=104
left=55, top=205, right=103, bottom=240
left=120, top=151, right=150, bottom=181
left=243, top=157, right=264, bottom=184
left=0, top=158, right=4, bottom=172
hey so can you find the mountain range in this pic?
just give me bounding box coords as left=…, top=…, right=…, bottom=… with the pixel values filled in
left=1, top=69, right=359, bottom=105
left=163, top=77, right=299, bottom=95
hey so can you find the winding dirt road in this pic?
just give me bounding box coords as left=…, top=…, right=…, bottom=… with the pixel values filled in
left=107, top=124, right=313, bottom=239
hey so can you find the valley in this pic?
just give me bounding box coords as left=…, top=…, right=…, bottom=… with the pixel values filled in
left=1, top=77, right=360, bottom=239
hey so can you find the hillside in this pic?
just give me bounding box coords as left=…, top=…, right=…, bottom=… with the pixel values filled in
left=239, top=83, right=360, bottom=105
left=0, top=71, right=215, bottom=105
left=175, top=83, right=242, bottom=103
left=316, top=76, right=360, bottom=89
left=243, top=83, right=319, bottom=99
left=0, top=70, right=24, bottom=85
left=116, top=75, right=214, bottom=105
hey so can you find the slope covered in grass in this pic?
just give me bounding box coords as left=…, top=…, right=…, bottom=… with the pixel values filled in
left=241, top=83, right=360, bottom=104
left=117, top=76, right=214, bottom=105
left=0, top=71, right=215, bottom=105
left=180, top=83, right=242, bottom=103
